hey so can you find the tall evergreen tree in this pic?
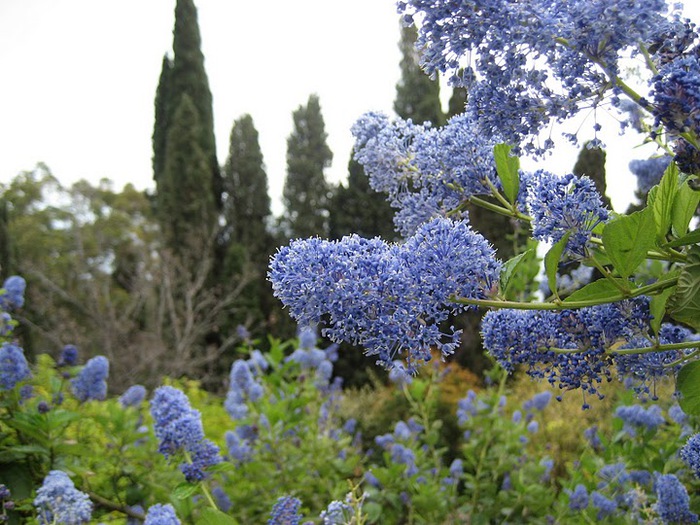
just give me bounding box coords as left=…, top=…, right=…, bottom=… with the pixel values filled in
left=573, top=142, right=610, bottom=208
left=157, top=94, right=216, bottom=258
left=329, top=156, right=396, bottom=240
left=152, top=0, right=221, bottom=224
left=283, top=94, right=333, bottom=238
left=394, top=23, right=444, bottom=126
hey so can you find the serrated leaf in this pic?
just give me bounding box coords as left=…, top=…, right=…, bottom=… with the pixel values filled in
left=665, top=227, right=700, bottom=249
left=196, top=508, right=239, bottom=525
left=563, top=278, right=627, bottom=303
left=649, top=285, right=676, bottom=335
left=677, top=361, right=700, bottom=415
left=602, top=207, right=655, bottom=279
left=652, top=161, right=678, bottom=243
left=544, top=232, right=571, bottom=299
left=672, top=181, right=700, bottom=237
left=668, top=246, right=700, bottom=330
left=499, top=249, right=534, bottom=296
left=493, top=143, right=520, bottom=204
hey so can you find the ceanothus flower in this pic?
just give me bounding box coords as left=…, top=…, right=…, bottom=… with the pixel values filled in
left=680, top=433, right=700, bottom=479
left=119, top=385, right=147, bottom=408
left=614, top=404, right=664, bottom=436
left=567, top=484, right=589, bottom=510
left=654, top=474, right=698, bottom=524
left=0, top=342, right=31, bottom=391
left=320, top=499, right=352, bottom=525
left=523, top=391, right=552, bottom=411
left=268, top=496, right=302, bottom=525
left=0, top=275, right=26, bottom=310
left=34, top=470, right=93, bottom=525
left=629, top=156, right=672, bottom=193
left=525, top=170, right=609, bottom=257
left=591, top=491, right=618, bottom=519
left=71, top=355, right=109, bottom=402
left=150, top=386, right=222, bottom=482
left=225, top=359, right=264, bottom=419
left=57, top=344, right=79, bottom=367
left=269, top=217, right=500, bottom=373
left=144, top=503, right=180, bottom=525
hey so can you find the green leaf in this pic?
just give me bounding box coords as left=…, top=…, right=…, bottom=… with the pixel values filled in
left=544, top=232, right=571, bottom=298
left=601, top=207, right=655, bottom=279
left=493, top=143, right=520, bottom=204
left=668, top=246, right=700, bottom=330
left=672, top=181, right=700, bottom=237
left=196, top=508, right=239, bottom=525
left=652, top=161, right=678, bottom=243
left=172, top=482, right=199, bottom=500
left=677, top=361, right=700, bottom=415
left=649, top=285, right=676, bottom=336
left=499, top=249, right=534, bottom=296
left=664, top=227, right=700, bottom=249
left=563, top=278, right=627, bottom=303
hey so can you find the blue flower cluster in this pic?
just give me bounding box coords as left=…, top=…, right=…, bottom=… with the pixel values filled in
left=119, top=384, right=147, bottom=408
left=150, top=386, right=222, bottom=482
left=526, top=171, right=609, bottom=257
left=654, top=474, right=698, bottom=524
left=680, top=433, right=700, bottom=479
left=286, top=326, right=337, bottom=389
left=0, top=342, right=31, bottom=391
left=33, top=470, right=93, bottom=525
left=270, top=217, right=500, bottom=374
left=629, top=156, right=672, bottom=193
left=225, top=359, right=264, bottom=419
left=481, top=297, right=651, bottom=397
left=396, top=0, right=677, bottom=153
left=0, top=276, right=25, bottom=310
left=614, top=404, right=664, bottom=436
left=352, top=113, right=500, bottom=236
left=268, top=496, right=302, bottom=525
left=144, top=503, right=180, bottom=525
left=71, top=355, right=109, bottom=402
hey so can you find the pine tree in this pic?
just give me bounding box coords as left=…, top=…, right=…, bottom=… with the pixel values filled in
left=157, top=94, right=215, bottom=258
left=282, top=94, right=333, bottom=238
left=152, top=0, right=221, bottom=220
left=394, top=23, right=444, bottom=126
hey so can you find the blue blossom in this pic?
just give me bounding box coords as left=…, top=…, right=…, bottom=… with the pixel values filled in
left=246, top=349, right=269, bottom=375
left=482, top=297, right=651, bottom=397
left=57, top=344, right=79, bottom=367
left=150, top=386, right=222, bottom=482
left=680, top=433, right=700, bottom=478
left=388, top=360, right=413, bottom=386
left=320, top=500, right=352, bottom=525
left=144, top=503, right=180, bottom=525
left=523, top=391, right=552, bottom=412
left=268, top=496, right=302, bottom=525
left=212, top=486, right=232, bottom=513
left=0, top=342, right=31, bottom=391
left=540, top=458, right=554, bottom=482
left=584, top=425, right=604, bottom=451
left=225, top=424, right=257, bottom=463
left=119, top=385, right=147, bottom=408
left=71, top=355, right=109, bottom=402
left=269, top=217, right=500, bottom=373
left=591, top=491, right=618, bottom=519
left=527, top=420, right=539, bottom=433
left=568, top=484, right=589, bottom=510
left=525, top=170, right=608, bottom=257
left=629, top=156, right=672, bottom=193
left=651, top=56, right=700, bottom=139
left=669, top=404, right=689, bottom=425
left=34, top=470, right=93, bottom=525
left=0, top=275, right=26, bottom=309
left=615, top=404, right=664, bottom=436
left=654, top=474, right=698, bottom=524
left=364, top=471, right=381, bottom=488
left=225, top=359, right=264, bottom=419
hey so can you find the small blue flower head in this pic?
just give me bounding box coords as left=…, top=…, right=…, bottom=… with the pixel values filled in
left=567, top=484, right=589, bottom=511
left=523, top=391, right=552, bottom=412
left=591, top=491, right=617, bottom=520
left=669, top=404, right=688, bottom=426
left=212, top=486, right=233, bottom=513
left=0, top=275, right=26, bottom=309
left=614, top=404, right=664, bottom=437
left=268, top=496, right=302, bottom=525
left=119, top=385, right=147, bottom=408
left=71, top=355, right=109, bottom=402
left=57, top=344, right=79, bottom=367
left=0, top=342, right=31, bottom=391
left=298, top=326, right=317, bottom=349
left=654, top=474, right=698, bottom=524
left=388, top=360, right=413, bottom=386
left=226, top=359, right=264, bottom=419
left=320, top=500, right=352, bottom=525
left=34, top=470, right=93, bottom=525
left=527, top=420, right=539, bottom=434
left=584, top=425, right=604, bottom=451
left=629, top=156, right=672, bottom=193
left=144, top=503, right=180, bottom=525
left=150, top=386, right=222, bottom=482
left=680, top=433, right=700, bottom=479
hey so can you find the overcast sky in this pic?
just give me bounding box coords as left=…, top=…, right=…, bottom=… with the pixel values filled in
left=1, top=1, right=699, bottom=215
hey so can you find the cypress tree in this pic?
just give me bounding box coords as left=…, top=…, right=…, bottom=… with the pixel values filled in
left=329, top=156, right=396, bottom=240
left=573, top=142, right=610, bottom=208
left=282, top=94, right=333, bottom=238
left=394, top=23, right=444, bottom=126
left=153, top=0, right=221, bottom=220
left=157, top=93, right=215, bottom=258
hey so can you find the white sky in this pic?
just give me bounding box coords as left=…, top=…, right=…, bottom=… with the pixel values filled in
left=0, top=1, right=698, bottom=215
